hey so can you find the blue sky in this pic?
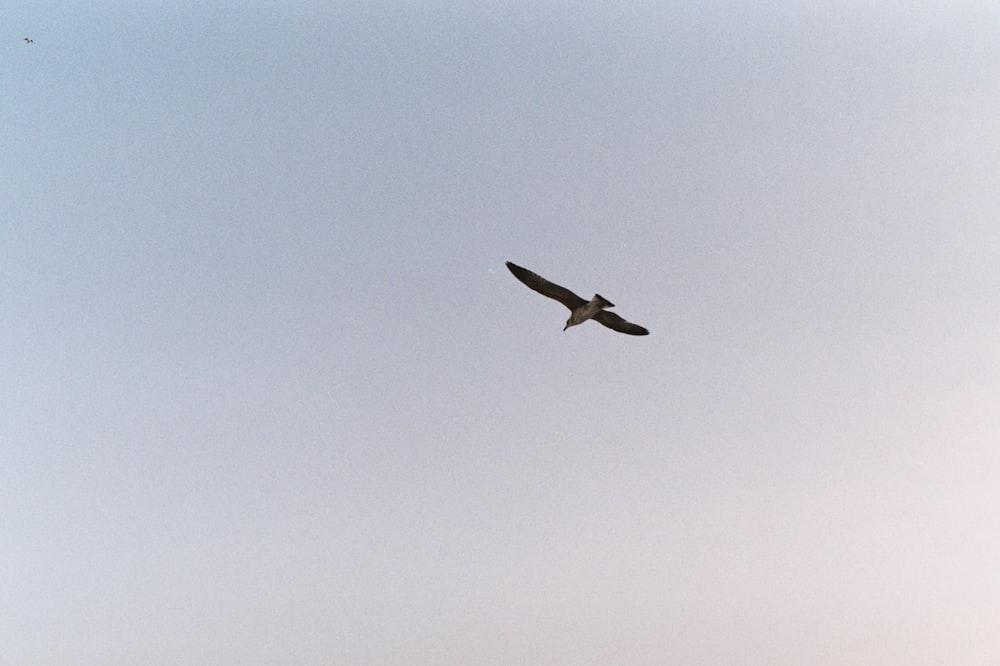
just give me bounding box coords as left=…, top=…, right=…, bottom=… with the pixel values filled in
left=3, top=3, right=1000, bottom=664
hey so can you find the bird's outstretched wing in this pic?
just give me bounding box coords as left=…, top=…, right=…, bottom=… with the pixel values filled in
left=593, top=310, right=649, bottom=336
left=505, top=261, right=586, bottom=311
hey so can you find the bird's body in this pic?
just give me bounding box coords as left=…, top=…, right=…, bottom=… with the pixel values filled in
left=505, top=261, right=649, bottom=336
left=564, top=294, right=614, bottom=329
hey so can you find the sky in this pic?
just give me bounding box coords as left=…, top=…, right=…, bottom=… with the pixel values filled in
left=3, top=2, right=1000, bottom=664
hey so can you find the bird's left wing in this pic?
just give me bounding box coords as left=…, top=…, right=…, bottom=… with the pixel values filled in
left=505, top=261, right=586, bottom=310
left=593, top=310, right=649, bottom=336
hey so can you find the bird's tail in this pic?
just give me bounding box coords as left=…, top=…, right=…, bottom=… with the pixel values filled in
left=595, top=294, right=614, bottom=308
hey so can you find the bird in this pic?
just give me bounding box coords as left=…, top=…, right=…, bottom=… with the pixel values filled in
left=23, top=37, right=33, bottom=44
left=506, top=261, right=649, bottom=336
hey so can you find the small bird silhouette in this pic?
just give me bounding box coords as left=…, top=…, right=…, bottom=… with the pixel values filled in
left=24, top=37, right=34, bottom=44
left=506, top=261, right=649, bottom=336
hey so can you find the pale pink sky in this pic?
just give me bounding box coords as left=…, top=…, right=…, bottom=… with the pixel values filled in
left=4, top=3, right=1000, bottom=663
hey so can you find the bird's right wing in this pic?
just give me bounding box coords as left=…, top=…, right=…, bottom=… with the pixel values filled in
left=593, top=310, right=649, bottom=336
left=505, top=262, right=586, bottom=310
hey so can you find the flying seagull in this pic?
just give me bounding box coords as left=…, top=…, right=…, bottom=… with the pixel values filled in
left=506, top=261, right=649, bottom=335
left=24, top=37, right=34, bottom=44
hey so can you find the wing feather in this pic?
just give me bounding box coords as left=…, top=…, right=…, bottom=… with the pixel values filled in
left=505, top=262, right=586, bottom=310
left=592, top=310, right=649, bottom=336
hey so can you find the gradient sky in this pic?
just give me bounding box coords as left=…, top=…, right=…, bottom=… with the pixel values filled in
left=4, top=3, right=1000, bottom=664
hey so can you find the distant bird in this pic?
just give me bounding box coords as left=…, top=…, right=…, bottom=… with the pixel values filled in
left=24, top=37, right=33, bottom=44
left=506, top=261, right=649, bottom=336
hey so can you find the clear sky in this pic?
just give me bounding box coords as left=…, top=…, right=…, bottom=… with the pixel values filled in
left=4, top=2, right=1000, bottom=664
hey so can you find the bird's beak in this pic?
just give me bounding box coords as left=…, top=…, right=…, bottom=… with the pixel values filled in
left=563, top=324, right=569, bottom=331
